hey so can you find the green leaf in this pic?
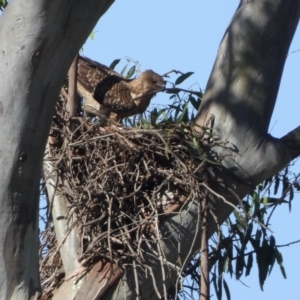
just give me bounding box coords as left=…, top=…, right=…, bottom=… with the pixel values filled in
left=161, top=110, right=168, bottom=121
left=175, top=102, right=189, bottom=122
left=289, top=187, right=294, bottom=212
left=218, top=276, right=223, bottom=300
left=188, top=95, right=201, bottom=110
left=263, top=176, right=273, bottom=189
left=218, top=255, right=224, bottom=277
left=250, top=236, right=259, bottom=252
left=192, top=137, right=203, bottom=155
left=169, top=104, right=181, bottom=120
left=227, top=240, right=233, bottom=260
left=120, top=64, right=128, bottom=76
left=109, top=59, right=121, bottom=70
left=269, top=236, right=276, bottom=248
left=223, top=255, right=229, bottom=273
left=139, top=120, right=154, bottom=129
left=252, top=191, right=259, bottom=204
left=89, top=31, right=95, bottom=40
left=258, top=239, right=272, bottom=290
left=274, top=175, right=280, bottom=195
left=290, top=187, right=294, bottom=201
left=126, top=65, right=136, bottom=78
left=244, top=222, right=253, bottom=246
left=284, top=167, right=288, bottom=176
left=262, top=196, right=268, bottom=207
left=233, top=210, right=248, bottom=230
left=282, top=175, right=289, bottom=194
left=223, top=279, right=231, bottom=300
left=235, top=253, right=244, bottom=280
left=175, top=72, right=194, bottom=85
left=0, top=0, right=8, bottom=10
left=245, top=252, right=253, bottom=276
left=226, top=243, right=233, bottom=277
left=252, top=191, right=261, bottom=218
left=275, top=248, right=287, bottom=279
left=212, top=273, right=221, bottom=300
left=268, top=236, right=276, bottom=275
left=150, top=108, right=167, bottom=124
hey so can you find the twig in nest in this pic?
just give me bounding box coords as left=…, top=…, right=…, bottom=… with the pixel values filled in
left=66, top=54, right=78, bottom=118
left=41, top=96, right=224, bottom=299
left=200, top=186, right=209, bottom=300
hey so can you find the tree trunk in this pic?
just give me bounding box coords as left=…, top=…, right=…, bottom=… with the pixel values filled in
left=0, top=0, right=114, bottom=298
left=195, top=0, right=300, bottom=225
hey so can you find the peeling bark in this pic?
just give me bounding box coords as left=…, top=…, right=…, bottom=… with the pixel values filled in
left=67, top=55, right=78, bottom=118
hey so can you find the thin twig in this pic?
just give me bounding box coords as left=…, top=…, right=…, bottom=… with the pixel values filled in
left=66, top=54, right=78, bottom=118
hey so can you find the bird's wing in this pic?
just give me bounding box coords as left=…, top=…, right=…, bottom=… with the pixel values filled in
left=93, top=79, right=137, bottom=116
left=77, top=56, right=151, bottom=119
left=77, top=56, right=128, bottom=93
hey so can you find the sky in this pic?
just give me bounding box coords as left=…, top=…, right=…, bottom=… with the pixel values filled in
left=81, top=1, right=300, bottom=299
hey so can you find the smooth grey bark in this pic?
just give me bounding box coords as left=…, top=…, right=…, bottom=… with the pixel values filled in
left=197, top=0, right=300, bottom=185
left=43, top=158, right=82, bottom=278
left=193, top=0, right=300, bottom=229
left=0, top=0, right=114, bottom=299
left=43, top=57, right=79, bottom=279
left=280, top=126, right=300, bottom=159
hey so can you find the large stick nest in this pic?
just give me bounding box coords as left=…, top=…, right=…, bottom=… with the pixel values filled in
left=40, top=96, right=222, bottom=298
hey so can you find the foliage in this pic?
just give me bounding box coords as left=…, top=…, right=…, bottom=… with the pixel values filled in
left=183, top=166, right=299, bottom=300
left=0, top=0, right=8, bottom=11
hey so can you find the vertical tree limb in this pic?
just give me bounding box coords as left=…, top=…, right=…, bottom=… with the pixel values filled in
left=196, top=0, right=300, bottom=185
left=200, top=197, right=209, bottom=300
left=67, top=54, right=78, bottom=118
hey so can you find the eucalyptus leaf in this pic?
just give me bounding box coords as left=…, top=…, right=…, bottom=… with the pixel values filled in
left=189, top=95, right=201, bottom=110
left=120, top=64, right=128, bottom=76
left=89, top=31, right=94, bottom=40
left=126, top=65, right=136, bottom=78
left=223, top=279, right=231, bottom=300
left=175, top=72, right=194, bottom=85
left=274, top=175, right=280, bottom=195
left=212, top=273, right=220, bottom=300
left=175, top=102, right=188, bottom=122
left=109, top=59, right=121, bottom=70
left=275, top=249, right=287, bottom=279
left=235, top=254, right=244, bottom=280
left=245, top=252, right=253, bottom=276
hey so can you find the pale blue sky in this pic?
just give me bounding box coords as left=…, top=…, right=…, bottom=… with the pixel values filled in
left=82, top=2, right=300, bottom=299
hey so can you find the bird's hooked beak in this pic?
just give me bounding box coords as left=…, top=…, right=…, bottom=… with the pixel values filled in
left=157, top=81, right=166, bottom=92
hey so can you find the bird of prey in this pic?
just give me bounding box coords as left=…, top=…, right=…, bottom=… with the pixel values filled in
left=76, top=56, right=165, bottom=122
